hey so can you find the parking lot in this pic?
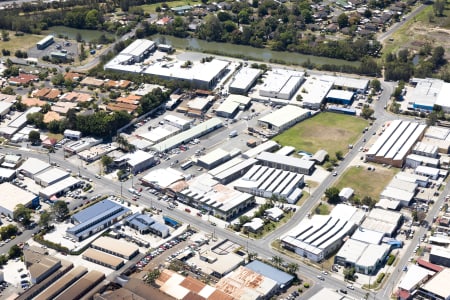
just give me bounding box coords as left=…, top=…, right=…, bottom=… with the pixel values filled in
left=27, top=38, right=79, bottom=62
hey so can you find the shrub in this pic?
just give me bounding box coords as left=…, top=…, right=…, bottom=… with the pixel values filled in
left=376, top=272, right=385, bottom=284
left=303, top=283, right=310, bottom=288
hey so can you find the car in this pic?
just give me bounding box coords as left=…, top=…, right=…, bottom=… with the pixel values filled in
left=339, top=288, right=347, bottom=294
left=332, top=172, right=338, bottom=176
left=403, top=266, right=408, bottom=272
left=347, top=285, right=354, bottom=290
left=322, top=271, right=328, bottom=275
left=316, top=275, right=324, bottom=281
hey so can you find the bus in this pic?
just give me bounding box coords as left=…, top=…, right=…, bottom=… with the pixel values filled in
left=180, top=160, right=194, bottom=170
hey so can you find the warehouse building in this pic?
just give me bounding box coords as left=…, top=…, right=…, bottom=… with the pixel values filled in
left=360, top=208, right=403, bottom=237
left=298, top=76, right=333, bottom=110
left=215, top=94, right=252, bottom=118
left=335, top=238, right=390, bottom=274
left=326, top=89, right=354, bottom=105
left=215, top=265, right=278, bottom=299
left=124, top=213, right=170, bottom=238
left=78, top=143, right=118, bottom=162
left=415, top=165, right=441, bottom=180
left=234, top=165, right=304, bottom=204
left=113, top=150, right=156, bottom=174
left=276, top=146, right=295, bottom=156
left=140, top=168, right=185, bottom=192
left=64, top=129, right=82, bottom=140
left=209, top=157, right=258, bottom=184
left=163, top=114, right=192, bottom=130
left=321, top=75, right=369, bottom=92
left=0, top=167, right=15, bottom=182
left=257, top=105, right=311, bottom=132
left=259, top=69, right=304, bottom=100
left=151, top=118, right=223, bottom=153
left=417, top=268, right=450, bottom=300
left=29, top=256, right=62, bottom=284
left=413, top=142, right=439, bottom=158
left=53, top=270, right=105, bottom=300
left=34, top=266, right=88, bottom=300
left=398, top=265, right=434, bottom=294
left=409, top=78, right=446, bottom=112
left=64, top=137, right=102, bottom=154
left=366, top=120, right=427, bottom=167
left=67, top=200, right=131, bottom=241
left=281, top=204, right=364, bottom=261
left=36, top=35, right=54, bottom=50
left=0, top=182, right=39, bottom=217
left=18, top=157, right=50, bottom=179
left=380, top=177, right=418, bottom=207
left=242, top=140, right=280, bottom=159
left=229, top=67, right=262, bottom=94
left=91, top=236, right=139, bottom=260
left=406, top=154, right=440, bottom=169
left=112, top=39, right=155, bottom=65
left=197, top=148, right=231, bottom=170
left=429, top=246, right=450, bottom=267
left=138, top=125, right=180, bottom=145
left=34, top=168, right=70, bottom=187
left=396, top=171, right=429, bottom=188
left=245, top=260, right=294, bottom=290
left=178, top=174, right=255, bottom=221
left=256, top=151, right=316, bottom=175
left=39, top=176, right=83, bottom=200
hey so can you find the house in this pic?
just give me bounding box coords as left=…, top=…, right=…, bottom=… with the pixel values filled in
left=265, top=207, right=284, bottom=221
left=156, top=17, right=172, bottom=26
left=339, top=187, right=354, bottom=201
left=243, top=218, right=264, bottom=233
left=9, top=73, right=38, bottom=85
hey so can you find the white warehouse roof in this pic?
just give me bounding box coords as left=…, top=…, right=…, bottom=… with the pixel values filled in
left=258, top=105, right=310, bottom=129
left=326, top=89, right=354, bottom=101
left=18, top=158, right=51, bottom=176
left=0, top=182, right=37, bottom=213
left=229, top=67, right=262, bottom=91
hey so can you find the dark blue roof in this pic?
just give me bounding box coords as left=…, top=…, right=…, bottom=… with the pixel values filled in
left=73, top=200, right=122, bottom=223
left=245, top=260, right=294, bottom=286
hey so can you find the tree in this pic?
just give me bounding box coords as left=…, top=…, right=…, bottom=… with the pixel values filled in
left=85, top=9, right=100, bottom=29
left=146, top=269, right=161, bottom=285
left=286, top=262, right=299, bottom=274
left=1, top=30, right=9, bottom=41
left=337, top=13, right=349, bottom=28
left=101, top=155, right=113, bottom=172
left=335, top=151, right=343, bottom=160
left=434, top=0, right=445, bottom=16
left=362, top=196, right=375, bottom=208
left=75, top=32, right=83, bottom=42
left=38, top=210, right=51, bottom=228
left=13, top=204, right=32, bottom=225
left=325, top=187, right=340, bottom=204
left=248, top=252, right=258, bottom=261
left=52, top=200, right=69, bottom=222
left=51, top=73, right=65, bottom=86
left=272, top=255, right=283, bottom=267
left=8, top=245, right=22, bottom=259
left=370, top=79, right=381, bottom=92
left=344, top=267, right=356, bottom=281
left=28, top=130, right=41, bottom=145
left=361, top=105, right=375, bottom=119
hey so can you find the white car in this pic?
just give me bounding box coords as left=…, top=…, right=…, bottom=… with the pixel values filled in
left=332, top=172, right=338, bottom=176
left=347, top=285, right=354, bottom=290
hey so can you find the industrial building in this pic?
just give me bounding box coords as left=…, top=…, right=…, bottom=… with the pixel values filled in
left=380, top=177, right=417, bottom=207
left=163, top=114, right=192, bottom=130
left=415, top=165, right=442, bottom=180
left=197, top=148, right=231, bottom=170
left=234, top=165, right=304, bottom=204
left=335, top=238, right=390, bottom=274
left=366, top=120, right=427, bottom=167
left=395, top=171, right=429, bottom=188
left=64, top=129, right=82, bottom=140
left=421, top=126, right=450, bottom=154
left=33, top=266, right=88, bottom=300
left=124, top=213, right=170, bottom=238
left=91, top=236, right=139, bottom=260
left=257, top=105, right=311, bottom=132
left=258, top=69, right=304, bottom=100
left=360, top=208, right=403, bottom=237
left=178, top=174, right=255, bottom=221
left=280, top=204, right=364, bottom=261
left=429, top=246, right=450, bottom=267
left=67, top=200, right=131, bottom=241
left=39, top=176, right=83, bottom=200
left=63, top=137, right=102, bottom=154
left=0, top=182, right=39, bottom=217
left=326, top=89, right=354, bottom=105
left=397, top=265, right=434, bottom=294
left=413, top=141, right=439, bottom=158
left=111, top=39, right=155, bottom=65
left=215, top=94, right=252, bottom=118
left=0, top=167, right=16, bottom=182
left=229, top=67, right=262, bottom=94
left=138, top=125, right=180, bottom=145
left=242, top=140, right=280, bottom=159
left=245, top=260, right=294, bottom=290
left=113, top=150, right=155, bottom=174
left=416, top=268, right=450, bottom=300
left=151, top=118, right=223, bottom=153
left=209, top=157, right=258, bottom=184
left=78, top=143, right=118, bottom=162
left=298, top=76, right=333, bottom=110
left=256, top=151, right=316, bottom=175
left=409, top=78, right=447, bottom=112
left=321, top=75, right=369, bottom=92
left=405, top=154, right=440, bottom=169
left=29, top=255, right=63, bottom=284
left=34, top=168, right=70, bottom=187
left=141, top=167, right=185, bottom=192
left=53, top=270, right=105, bottom=300
left=275, top=146, right=295, bottom=156
left=215, top=265, right=279, bottom=300
left=17, top=157, right=50, bottom=179
left=0, top=107, right=42, bottom=138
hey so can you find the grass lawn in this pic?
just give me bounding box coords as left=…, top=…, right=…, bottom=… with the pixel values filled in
left=139, top=0, right=196, bottom=13
left=1, top=32, right=43, bottom=53
left=314, top=203, right=330, bottom=215
left=334, top=166, right=397, bottom=200
left=272, top=112, right=368, bottom=156
left=46, top=133, right=64, bottom=141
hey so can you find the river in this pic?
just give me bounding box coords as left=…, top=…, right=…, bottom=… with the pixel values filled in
left=46, top=26, right=116, bottom=42
left=151, top=34, right=359, bottom=67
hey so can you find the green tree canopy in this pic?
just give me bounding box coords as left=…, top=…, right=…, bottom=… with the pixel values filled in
left=52, top=200, right=69, bottom=222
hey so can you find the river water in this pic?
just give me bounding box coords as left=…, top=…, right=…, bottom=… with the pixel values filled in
left=152, top=34, right=359, bottom=67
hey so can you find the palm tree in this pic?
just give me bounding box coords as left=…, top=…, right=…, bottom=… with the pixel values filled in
left=272, top=255, right=283, bottom=267
left=287, top=262, right=299, bottom=274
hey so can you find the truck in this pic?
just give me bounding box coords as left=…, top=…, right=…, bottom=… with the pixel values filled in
left=229, top=130, right=238, bottom=138
left=180, top=160, right=194, bottom=170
